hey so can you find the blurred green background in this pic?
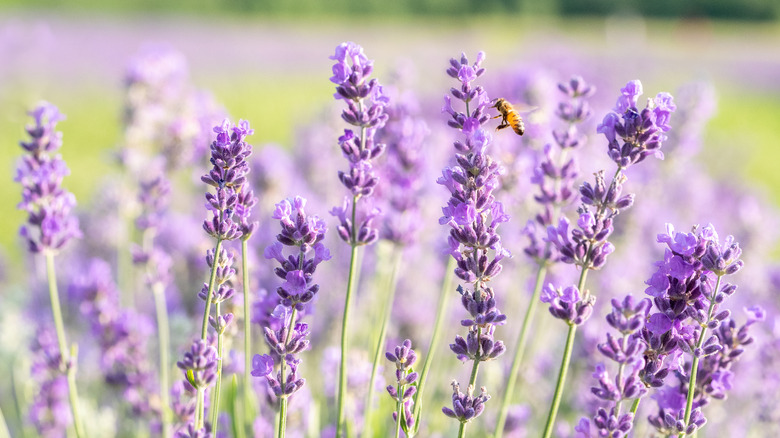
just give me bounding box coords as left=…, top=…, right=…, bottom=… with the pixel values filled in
left=1, top=3, right=780, bottom=273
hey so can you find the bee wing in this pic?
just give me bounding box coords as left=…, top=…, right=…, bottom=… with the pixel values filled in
left=512, top=103, right=540, bottom=114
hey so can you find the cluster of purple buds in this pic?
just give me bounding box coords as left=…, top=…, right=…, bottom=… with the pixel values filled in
left=131, top=175, right=175, bottom=289
left=376, top=90, right=428, bottom=246
left=28, top=326, right=72, bottom=436
left=647, top=388, right=706, bottom=436
left=540, top=283, right=594, bottom=326
left=264, top=196, right=330, bottom=309
left=255, top=196, right=330, bottom=402
left=329, top=42, right=388, bottom=247
left=641, top=224, right=746, bottom=435
left=524, top=76, right=593, bottom=265
left=170, top=381, right=197, bottom=431
left=175, top=422, right=212, bottom=438
left=71, top=259, right=156, bottom=416
left=442, top=51, right=489, bottom=130
left=385, top=339, right=419, bottom=431
left=253, top=353, right=305, bottom=400
left=597, top=80, right=677, bottom=168
left=198, top=247, right=236, bottom=335
left=442, top=382, right=490, bottom=424
left=177, top=339, right=219, bottom=391
left=15, top=102, right=82, bottom=253
left=644, top=224, right=742, bottom=341
left=547, top=80, right=675, bottom=276
left=439, top=51, right=509, bottom=427
left=577, top=296, right=650, bottom=437
left=201, top=119, right=255, bottom=241
left=688, top=307, right=763, bottom=405
left=546, top=205, right=616, bottom=271
left=450, top=285, right=507, bottom=361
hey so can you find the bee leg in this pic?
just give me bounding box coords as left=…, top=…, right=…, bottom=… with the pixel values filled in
left=496, top=123, right=509, bottom=130
left=491, top=114, right=502, bottom=119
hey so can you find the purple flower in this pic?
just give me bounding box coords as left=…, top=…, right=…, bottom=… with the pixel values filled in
left=29, top=325, right=72, bottom=437
left=70, top=258, right=157, bottom=416
left=375, top=87, right=428, bottom=246
left=385, top=340, right=419, bottom=431
left=201, top=119, right=254, bottom=241
left=598, top=79, right=677, bottom=168
left=257, top=196, right=329, bottom=405
left=442, top=381, right=491, bottom=423
left=15, top=102, right=82, bottom=253
left=177, top=339, right=218, bottom=389
left=251, top=354, right=274, bottom=378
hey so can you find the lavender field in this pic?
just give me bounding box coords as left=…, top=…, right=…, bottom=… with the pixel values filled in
left=2, top=13, right=780, bottom=438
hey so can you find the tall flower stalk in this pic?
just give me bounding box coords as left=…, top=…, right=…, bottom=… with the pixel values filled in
left=253, top=196, right=330, bottom=437
left=495, top=76, right=594, bottom=437
left=541, top=80, right=676, bottom=438
left=636, top=224, right=749, bottom=437
left=328, top=41, right=389, bottom=437
left=132, top=174, right=174, bottom=437
left=363, top=84, right=427, bottom=437
left=575, top=295, right=651, bottom=437
left=438, top=51, right=509, bottom=437
left=191, top=119, right=254, bottom=432
left=385, top=340, right=419, bottom=438
left=15, top=102, right=85, bottom=438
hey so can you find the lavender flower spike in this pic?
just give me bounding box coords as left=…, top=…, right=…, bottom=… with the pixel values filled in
left=330, top=41, right=388, bottom=438
left=439, top=51, right=508, bottom=437
left=16, top=102, right=85, bottom=438
left=260, top=196, right=329, bottom=437
left=541, top=81, right=676, bottom=438
left=385, top=340, right=419, bottom=437
left=16, top=102, right=82, bottom=253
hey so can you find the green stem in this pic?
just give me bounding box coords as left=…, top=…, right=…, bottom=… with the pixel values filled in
left=630, top=397, right=641, bottom=416
left=336, top=194, right=361, bottom=438
left=195, top=388, right=205, bottom=429
left=152, top=283, right=172, bottom=438
left=278, top=307, right=298, bottom=438
left=201, top=238, right=224, bottom=340
left=394, top=380, right=404, bottom=438
left=494, top=264, right=547, bottom=438
left=412, top=257, right=456, bottom=428
left=680, top=276, right=722, bottom=437
left=457, top=357, right=482, bottom=438
left=542, top=267, right=589, bottom=438
left=211, top=303, right=226, bottom=436
left=45, top=252, right=84, bottom=438
left=363, top=246, right=404, bottom=438
left=241, top=239, right=254, bottom=434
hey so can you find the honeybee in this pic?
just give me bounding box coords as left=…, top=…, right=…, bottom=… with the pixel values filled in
left=491, top=98, right=525, bottom=136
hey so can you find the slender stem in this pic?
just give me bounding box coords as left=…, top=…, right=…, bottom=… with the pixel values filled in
left=542, top=267, right=589, bottom=438
left=394, top=379, right=404, bottom=438
left=211, top=302, right=226, bottom=436
left=336, top=194, right=361, bottom=438
left=45, top=252, right=84, bottom=438
left=277, top=307, right=298, bottom=438
left=412, top=257, right=456, bottom=427
left=630, top=397, right=641, bottom=416
left=363, top=246, right=403, bottom=438
left=494, top=264, right=547, bottom=437
left=241, top=239, right=254, bottom=434
left=152, top=283, right=172, bottom=438
left=457, top=331, right=483, bottom=438
left=195, top=388, right=205, bottom=429
left=680, top=276, right=722, bottom=437
left=231, top=375, right=246, bottom=438
left=201, top=238, right=224, bottom=340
